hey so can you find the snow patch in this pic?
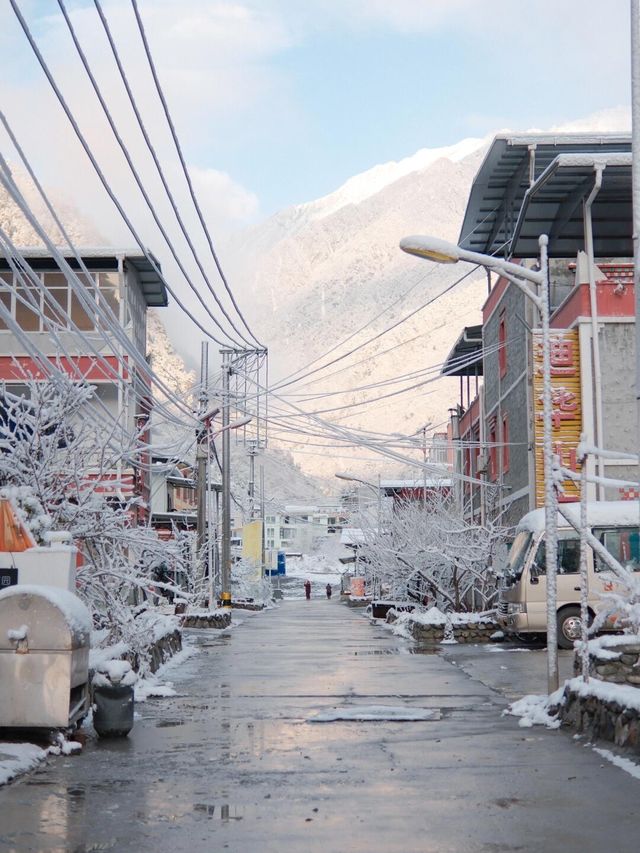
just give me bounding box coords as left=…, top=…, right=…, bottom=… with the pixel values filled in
left=0, top=742, right=47, bottom=787
left=93, top=659, right=137, bottom=688
left=592, top=747, right=640, bottom=781
left=504, top=690, right=564, bottom=729
left=134, top=644, right=198, bottom=702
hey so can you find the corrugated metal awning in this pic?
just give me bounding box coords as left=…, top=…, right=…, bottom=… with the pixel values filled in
left=458, top=134, right=631, bottom=258
left=510, top=153, right=632, bottom=258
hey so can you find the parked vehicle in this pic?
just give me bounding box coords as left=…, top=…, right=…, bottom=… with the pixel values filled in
left=497, top=501, right=640, bottom=649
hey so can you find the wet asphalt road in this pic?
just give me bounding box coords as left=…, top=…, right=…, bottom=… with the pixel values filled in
left=1, top=600, right=639, bottom=853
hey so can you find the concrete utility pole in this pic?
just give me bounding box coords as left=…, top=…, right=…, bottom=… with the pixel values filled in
left=247, top=439, right=258, bottom=520
left=260, top=464, right=266, bottom=576
left=196, top=342, right=208, bottom=604
left=221, top=351, right=232, bottom=606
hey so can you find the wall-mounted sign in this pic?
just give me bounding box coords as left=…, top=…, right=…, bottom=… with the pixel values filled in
left=532, top=329, right=582, bottom=506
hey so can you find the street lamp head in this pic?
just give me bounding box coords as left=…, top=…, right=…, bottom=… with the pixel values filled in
left=399, top=235, right=461, bottom=264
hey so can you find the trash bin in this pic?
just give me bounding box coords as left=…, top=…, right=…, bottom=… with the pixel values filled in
left=0, top=585, right=91, bottom=728
left=92, top=661, right=136, bottom=738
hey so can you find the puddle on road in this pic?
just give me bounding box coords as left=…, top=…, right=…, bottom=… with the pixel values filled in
left=352, top=649, right=399, bottom=656
left=193, top=803, right=243, bottom=821
left=155, top=720, right=185, bottom=728
left=405, top=646, right=440, bottom=655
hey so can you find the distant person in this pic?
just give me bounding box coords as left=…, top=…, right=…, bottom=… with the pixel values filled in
left=326, top=583, right=332, bottom=600
left=304, top=579, right=311, bottom=600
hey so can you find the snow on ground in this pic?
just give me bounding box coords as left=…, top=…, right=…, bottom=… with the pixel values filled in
left=309, top=705, right=441, bottom=722
left=0, top=734, right=81, bottom=787
left=504, top=692, right=562, bottom=729
left=0, top=743, right=47, bottom=787
left=135, top=643, right=199, bottom=702
left=593, top=747, right=640, bottom=780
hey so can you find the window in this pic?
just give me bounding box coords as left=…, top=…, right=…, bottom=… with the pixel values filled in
left=489, top=419, right=497, bottom=481
left=593, top=527, right=640, bottom=573
left=502, top=414, right=510, bottom=473
left=498, top=310, right=507, bottom=377
left=532, top=532, right=581, bottom=575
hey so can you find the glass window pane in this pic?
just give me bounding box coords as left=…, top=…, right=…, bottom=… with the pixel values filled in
left=15, top=286, right=40, bottom=331
left=533, top=533, right=580, bottom=575
left=70, top=291, right=94, bottom=331
left=44, top=288, right=69, bottom=325
left=0, top=289, right=11, bottom=330
left=594, top=527, right=640, bottom=572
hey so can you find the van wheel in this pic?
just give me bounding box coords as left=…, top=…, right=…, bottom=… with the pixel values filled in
left=557, top=606, right=587, bottom=649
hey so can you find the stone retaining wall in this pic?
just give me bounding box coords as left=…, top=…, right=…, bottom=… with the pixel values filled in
left=574, top=642, right=640, bottom=687
left=386, top=611, right=497, bottom=643
left=182, top=611, right=233, bottom=629
left=555, top=686, right=640, bottom=751
left=112, top=629, right=183, bottom=676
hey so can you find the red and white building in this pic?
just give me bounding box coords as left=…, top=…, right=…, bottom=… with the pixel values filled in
left=0, top=248, right=168, bottom=519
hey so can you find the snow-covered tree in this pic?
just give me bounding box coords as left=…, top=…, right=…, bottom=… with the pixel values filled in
left=0, top=377, right=191, bottom=671
left=359, top=489, right=509, bottom=612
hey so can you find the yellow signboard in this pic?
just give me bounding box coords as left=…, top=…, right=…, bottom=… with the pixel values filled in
left=532, top=329, right=582, bottom=506
left=242, top=520, right=263, bottom=564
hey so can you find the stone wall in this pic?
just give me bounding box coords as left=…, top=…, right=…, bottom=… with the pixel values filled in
left=556, top=685, right=640, bottom=751
left=574, top=642, right=640, bottom=687
left=182, top=611, right=233, bottom=629
left=387, top=611, right=498, bottom=643
left=111, top=629, right=183, bottom=676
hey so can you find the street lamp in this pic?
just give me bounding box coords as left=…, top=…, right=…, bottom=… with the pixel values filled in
left=400, top=233, right=560, bottom=694
left=335, top=472, right=382, bottom=598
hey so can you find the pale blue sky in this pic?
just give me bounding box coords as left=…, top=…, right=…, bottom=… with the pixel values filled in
left=0, top=0, right=632, bottom=226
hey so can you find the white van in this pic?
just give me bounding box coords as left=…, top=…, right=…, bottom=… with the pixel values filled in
left=497, top=501, right=640, bottom=648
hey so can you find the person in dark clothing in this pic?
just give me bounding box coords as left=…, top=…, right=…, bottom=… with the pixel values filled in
left=304, top=579, right=311, bottom=600
left=326, top=583, right=332, bottom=599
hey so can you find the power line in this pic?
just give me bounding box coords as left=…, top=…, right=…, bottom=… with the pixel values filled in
left=53, top=0, right=243, bottom=349
left=8, top=0, right=240, bottom=350
left=90, top=0, right=257, bottom=349
left=129, top=0, right=263, bottom=349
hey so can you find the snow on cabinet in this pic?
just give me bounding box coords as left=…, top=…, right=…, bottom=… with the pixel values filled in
left=0, top=585, right=91, bottom=728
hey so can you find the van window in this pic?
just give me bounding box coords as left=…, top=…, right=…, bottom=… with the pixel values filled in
left=593, top=527, right=640, bottom=573
left=532, top=531, right=580, bottom=575
left=504, top=531, right=532, bottom=586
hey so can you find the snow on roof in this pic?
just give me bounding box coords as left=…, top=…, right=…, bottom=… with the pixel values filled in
left=340, top=527, right=366, bottom=545
left=517, top=501, right=640, bottom=534
left=380, top=479, right=452, bottom=489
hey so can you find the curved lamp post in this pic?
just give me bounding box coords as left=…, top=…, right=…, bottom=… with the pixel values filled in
left=400, top=233, right=560, bottom=694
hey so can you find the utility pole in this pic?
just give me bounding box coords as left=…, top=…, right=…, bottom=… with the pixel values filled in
left=196, top=342, right=208, bottom=605
left=221, top=350, right=232, bottom=606
left=260, top=464, right=266, bottom=576
left=247, top=439, right=258, bottom=520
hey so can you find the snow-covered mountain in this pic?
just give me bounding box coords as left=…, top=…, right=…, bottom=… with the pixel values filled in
left=224, top=137, right=491, bottom=477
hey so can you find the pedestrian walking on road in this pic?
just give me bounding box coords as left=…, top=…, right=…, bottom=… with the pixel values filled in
left=304, top=579, right=311, bottom=600
left=326, top=583, right=332, bottom=599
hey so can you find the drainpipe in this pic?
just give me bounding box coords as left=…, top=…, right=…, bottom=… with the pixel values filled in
left=632, top=0, right=640, bottom=515
left=583, top=167, right=605, bottom=499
